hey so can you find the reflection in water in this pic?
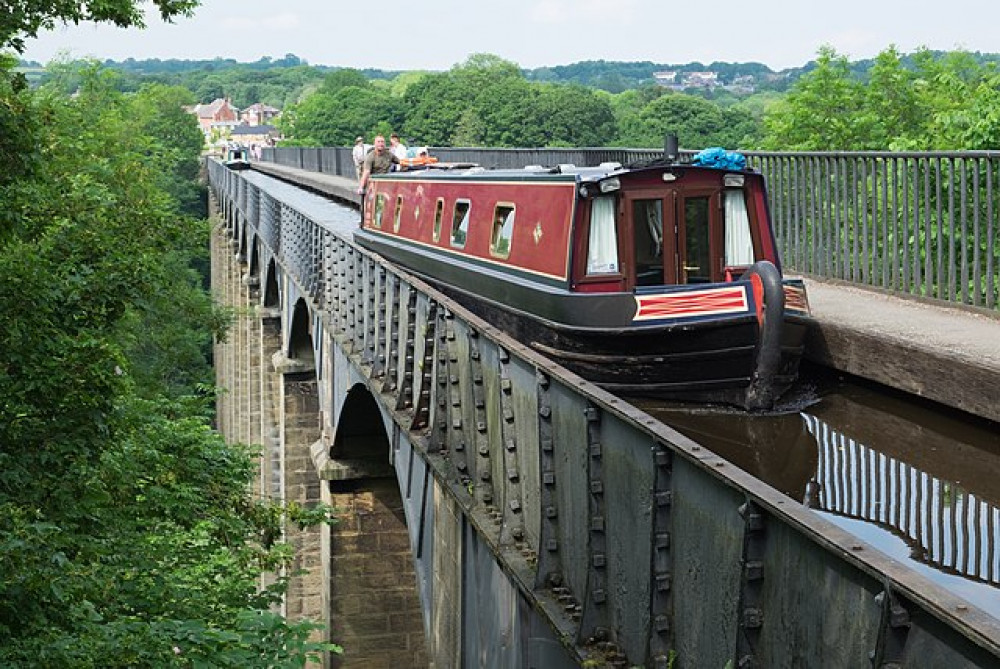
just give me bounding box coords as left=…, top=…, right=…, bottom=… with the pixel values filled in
left=803, top=413, right=1000, bottom=587
left=637, top=376, right=1000, bottom=617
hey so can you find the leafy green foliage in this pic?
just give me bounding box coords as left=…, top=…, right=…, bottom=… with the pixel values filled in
left=760, top=46, right=864, bottom=150
left=1, top=0, right=200, bottom=54
left=760, top=46, right=1000, bottom=151
left=616, top=91, right=760, bottom=149
left=0, top=57, right=337, bottom=666
left=281, top=53, right=619, bottom=149
left=282, top=84, right=403, bottom=147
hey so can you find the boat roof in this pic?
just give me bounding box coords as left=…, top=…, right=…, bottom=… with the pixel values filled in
left=376, top=160, right=754, bottom=185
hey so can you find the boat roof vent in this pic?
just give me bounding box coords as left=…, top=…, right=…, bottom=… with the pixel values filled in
left=557, top=163, right=577, bottom=173
left=599, top=161, right=623, bottom=171
left=524, top=164, right=547, bottom=171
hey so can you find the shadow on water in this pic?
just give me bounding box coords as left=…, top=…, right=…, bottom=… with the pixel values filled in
left=633, top=364, right=1000, bottom=619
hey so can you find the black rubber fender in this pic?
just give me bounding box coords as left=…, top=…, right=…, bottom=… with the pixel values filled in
left=741, top=260, right=785, bottom=411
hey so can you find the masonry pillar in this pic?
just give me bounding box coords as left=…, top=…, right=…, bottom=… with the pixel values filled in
left=273, top=354, right=326, bottom=651
left=258, top=308, right=284, bottom=599
left=210, top=219, right=232, bottom=438
left=246, top=276, right=262, bottom=461
left=327, top=478, right=429, bottom=669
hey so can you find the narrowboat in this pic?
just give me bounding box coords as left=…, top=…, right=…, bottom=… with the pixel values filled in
left=223, top=145, right=251, bottom=170
left=355, top=148, right=812, bottom=411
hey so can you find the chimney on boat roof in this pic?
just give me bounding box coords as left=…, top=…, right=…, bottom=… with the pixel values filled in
left=664, top=133, right=679, bottom=162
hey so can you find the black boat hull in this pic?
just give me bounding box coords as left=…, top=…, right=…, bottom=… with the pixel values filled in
left=358, top=226, right=810, bottom=409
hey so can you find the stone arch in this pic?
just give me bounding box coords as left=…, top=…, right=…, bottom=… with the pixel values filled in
left=332, top=384, right=391, bottom=466
left=263, top=259, right=279, bottom=308
left=237, top=219, right=247, bottom=261
left=326, top=383, right=426, bottom=665
left=248, top=235, right=260, bottom=280
left=288, top=298, right=314, bottom=364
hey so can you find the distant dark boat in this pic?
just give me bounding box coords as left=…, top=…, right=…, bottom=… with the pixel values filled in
left=355, top=147, right=812, bottom=410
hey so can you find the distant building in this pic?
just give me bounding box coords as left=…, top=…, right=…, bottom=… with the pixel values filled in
left=726, top=75, right=756, bottom=94
left=190, top=98, right=238, bottom=131
left=653, top=70, right=721, bottom=91
left=188, top=98, right=241, bottom=142
left=683, top=71, right=719, bottom=89
left=241, top=103, right=280, bottom=126
left=230, top=124, right=280, bottom=147
left=653, top=70, right=678, bottom=86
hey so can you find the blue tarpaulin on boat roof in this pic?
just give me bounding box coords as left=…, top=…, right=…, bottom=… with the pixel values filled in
left=692, top=147, right=746, bottom=170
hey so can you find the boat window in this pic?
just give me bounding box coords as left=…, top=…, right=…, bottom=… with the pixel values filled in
left=723, top=189, right=755, bottom=266
left=373, top=194, right=386, bottom=229
left=432, top=198, right=444, bottom=242
left=632, top=199, right=664, bottom=285
left=684, top=196, right=711, bottom=283
left=451, top=200, right=470, bottom=248
left=490, top=204, right=515, bottom=258
left=393, top=195, right=403, bottom=233
left=587, top=196, right=619, bottom=274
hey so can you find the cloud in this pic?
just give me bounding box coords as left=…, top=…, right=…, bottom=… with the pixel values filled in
left=221, top=13, right=301, bottom=32
left=529, top=0, right=638, bottom=25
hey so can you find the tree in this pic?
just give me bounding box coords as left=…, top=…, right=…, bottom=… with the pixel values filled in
left=532, top=84, right=616, bottom=147
left=319, top=68, right=369, bottom=95
left=284, top=85, right=404, bottom=146
left=400, top=72, right=470, bottom=146
left=861, top=46, right=925, bottom=149
left=1, top=0, right=200, bottom=53
left=617, top=91, right=757, bottom=149
left=761, top=46, right=864, bottom=150
left=0, top=60, right=336, bottom=666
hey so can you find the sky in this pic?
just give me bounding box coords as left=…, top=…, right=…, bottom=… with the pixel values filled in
left=19, top=0, right=1000, bottom=72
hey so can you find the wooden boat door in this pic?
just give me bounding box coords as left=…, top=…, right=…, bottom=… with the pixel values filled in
left=624, top=188, right=723, bottom=288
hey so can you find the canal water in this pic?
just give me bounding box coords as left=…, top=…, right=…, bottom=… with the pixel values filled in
left=635, top=364, right=1000, bottom=620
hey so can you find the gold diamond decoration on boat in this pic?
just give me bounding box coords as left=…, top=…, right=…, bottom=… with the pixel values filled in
left=533, top=221, right=543, bottom=245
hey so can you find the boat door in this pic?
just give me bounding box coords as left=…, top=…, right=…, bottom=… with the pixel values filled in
left=624, top=188, right=724, bottom=288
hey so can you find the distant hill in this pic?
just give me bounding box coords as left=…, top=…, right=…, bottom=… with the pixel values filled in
left=16, top=53, right=803, bottom=97
left=17, top=50, right=1000, bottom=101
left=522, top=59, right=792, bottom=93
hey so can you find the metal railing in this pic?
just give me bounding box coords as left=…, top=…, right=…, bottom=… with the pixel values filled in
left=260, top=146, right=1000, bottom=312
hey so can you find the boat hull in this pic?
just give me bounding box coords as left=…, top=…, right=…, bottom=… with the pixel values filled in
left=357, top=228, right=810, bottom=408
left=436, top=278, right=809, bottom=407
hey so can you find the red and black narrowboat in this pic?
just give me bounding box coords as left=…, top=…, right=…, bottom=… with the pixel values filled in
left=355, top=150, right=812, bottom=411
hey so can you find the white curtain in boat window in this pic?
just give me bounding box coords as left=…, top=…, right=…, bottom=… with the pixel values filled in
left=587, top=197, right=618, bottom=274
left=724, top=189, right=755, bottom=265
left=643, top=200, right=663, bottom=257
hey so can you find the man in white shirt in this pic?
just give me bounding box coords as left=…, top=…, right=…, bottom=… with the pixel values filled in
left=352, top=136, right=367, bottom=179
